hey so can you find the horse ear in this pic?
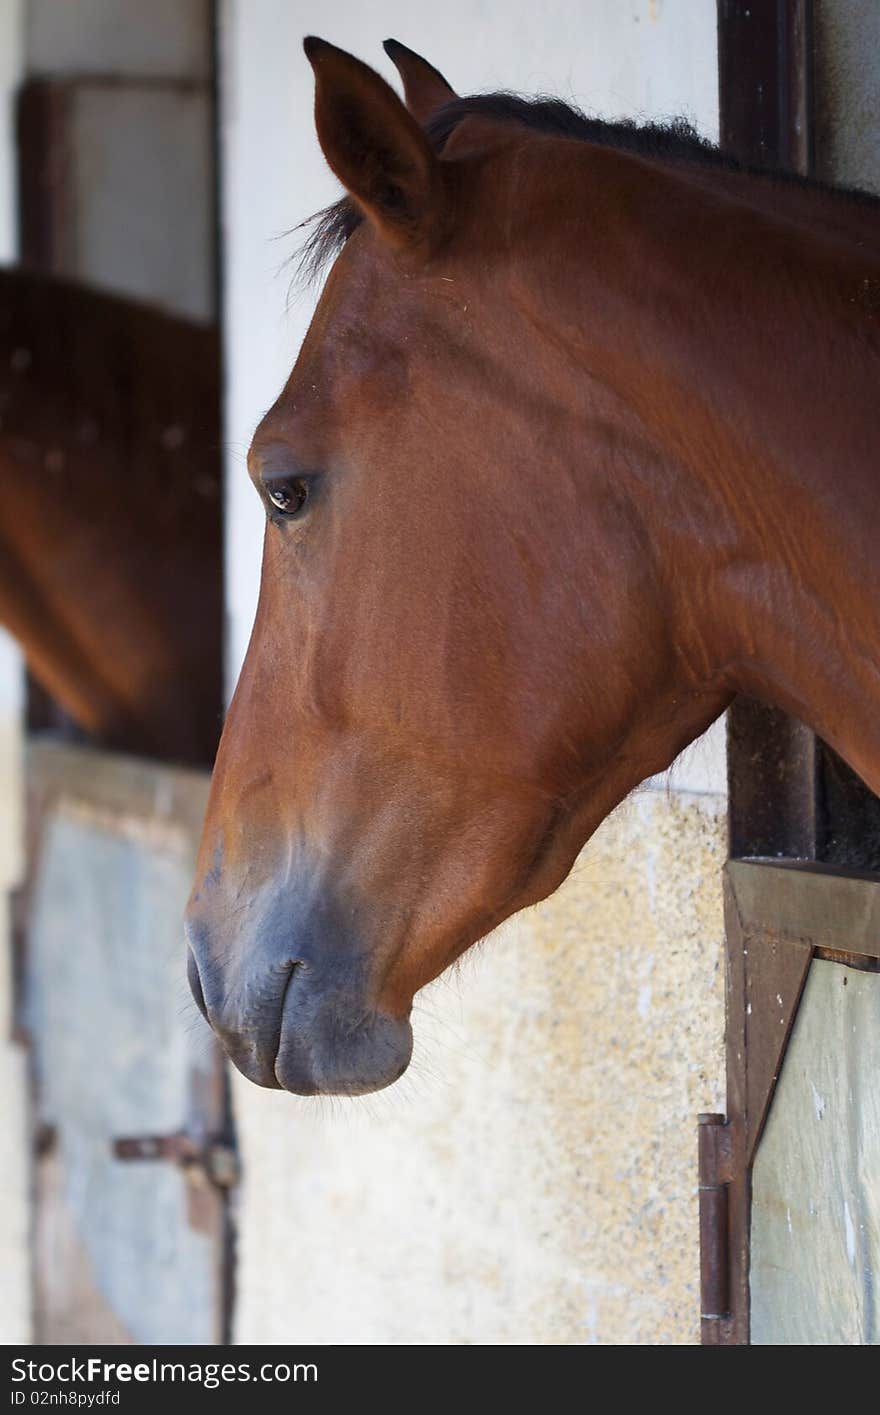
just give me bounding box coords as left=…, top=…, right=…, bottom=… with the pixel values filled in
left=382, top=38, right=457, bottom=125
left=303, top=36, right=445, bottom=250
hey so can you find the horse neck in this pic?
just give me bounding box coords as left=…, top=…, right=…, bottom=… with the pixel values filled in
left=0, top=269, right=221, bottom=762
left=535, top=146, right=880, bottom=790
left=0, top=479, right=127, bottom=739
left=0, top=437, right=188, bottom=753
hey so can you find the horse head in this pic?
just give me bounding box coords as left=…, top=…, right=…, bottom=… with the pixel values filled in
left=186, top=39, right=737, bottom=1093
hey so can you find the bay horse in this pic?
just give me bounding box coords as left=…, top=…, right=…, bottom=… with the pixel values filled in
left=187, top=38, right=880, bottom=1094
left=0, top=267, right=222, bottom=764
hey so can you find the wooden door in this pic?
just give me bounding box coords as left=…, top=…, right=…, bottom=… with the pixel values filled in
left=22, top=741, right=234, bottom=1345
left=703, top=862, right=880, bottom=1344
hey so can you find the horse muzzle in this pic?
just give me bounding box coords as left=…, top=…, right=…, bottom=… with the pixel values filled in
left=185, top=925, right=413, bottom=1096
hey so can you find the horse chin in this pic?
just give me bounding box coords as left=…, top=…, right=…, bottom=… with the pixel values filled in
left=272, top=1005, right=414, bottom=1097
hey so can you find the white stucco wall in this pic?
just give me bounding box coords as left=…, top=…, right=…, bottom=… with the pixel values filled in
left=0, top=0, right=30, bottom=1347
left=220, top=0, right=725, bottom=1344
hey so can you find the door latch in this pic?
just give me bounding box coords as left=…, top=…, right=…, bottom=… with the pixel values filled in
left=112, top=1131, right=239, bottom=1189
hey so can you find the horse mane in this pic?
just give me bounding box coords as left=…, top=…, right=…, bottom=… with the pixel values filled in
left=297, top=89, right=880, bottom=285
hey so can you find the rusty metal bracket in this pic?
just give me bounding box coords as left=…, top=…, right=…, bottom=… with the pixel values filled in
left=113, top=1131, right=239, bottom=1190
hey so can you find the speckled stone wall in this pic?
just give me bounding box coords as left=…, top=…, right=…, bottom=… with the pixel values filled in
left=232, top=787, right=726, bottom=1345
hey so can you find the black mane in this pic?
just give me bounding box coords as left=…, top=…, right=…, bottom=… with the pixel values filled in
left=297, top=89, right=878, bottom=283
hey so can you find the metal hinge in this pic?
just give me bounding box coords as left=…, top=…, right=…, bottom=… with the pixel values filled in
left=113, top=1131, right=240, bottom=1189
left=698, top=1113, right=733, bottom=1340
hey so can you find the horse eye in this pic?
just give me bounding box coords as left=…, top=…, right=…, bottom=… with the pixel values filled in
left=266, top=478, right=309, bottom=516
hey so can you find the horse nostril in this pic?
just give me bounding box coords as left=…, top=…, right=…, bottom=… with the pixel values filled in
left=187, top=950, right=208, bottom=1020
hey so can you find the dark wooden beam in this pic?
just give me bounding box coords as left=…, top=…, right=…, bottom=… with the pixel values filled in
left=719, top=1, right=819, bottom=862
left=718, top=0, right=814, bottom=172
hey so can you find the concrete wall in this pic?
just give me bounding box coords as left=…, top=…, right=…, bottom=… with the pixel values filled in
left=0, top=0, right=30, bottom=1347
left=235, top=791, right=726, bottom=1344
left=220, top=0, right=725, bottom=1345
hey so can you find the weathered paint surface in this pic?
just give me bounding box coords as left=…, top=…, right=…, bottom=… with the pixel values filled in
left=233, top=788, right=726, bottom=1345
left=0, top=632, right=28, bottom=1344
left=27, top=786, right=220, bottom=1344
left=751, top=960, right=880, bottom=1345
